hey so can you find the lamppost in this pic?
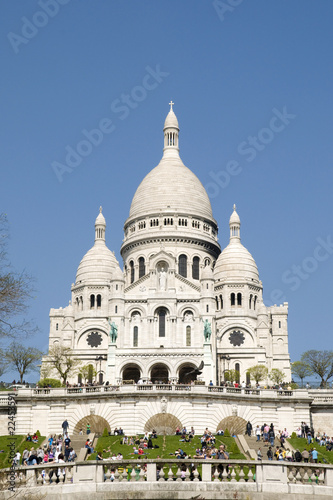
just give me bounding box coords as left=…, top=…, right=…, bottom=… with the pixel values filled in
left=95, top=356, right=104, bottom=385
left=221, top=355, right=231, bottom=383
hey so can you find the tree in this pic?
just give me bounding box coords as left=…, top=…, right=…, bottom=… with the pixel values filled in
left=79, top=364, right=97, bottom=384
left=0, top=214, right=37, bottom=338
left=0, top=348, right=9, bottom=379
left=301, top=350, right=333, bottom=388
left=247, top=365, right=268, bottom=384
left=224, top=369, right=240, bottom=383
left=291, top=361, right=313, bottom=387
left=5, top=342, right=43, bottom=383
left=270, top=368, right=286, bottom=386
left=48, top=344, right=80, bottom=384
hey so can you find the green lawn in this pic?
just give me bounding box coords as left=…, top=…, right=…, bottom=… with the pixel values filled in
left=90, top=434, right=245, bottom=461
left=287, top=437, right=333, bottom=464
left=0, top=434, right=45, bottom=469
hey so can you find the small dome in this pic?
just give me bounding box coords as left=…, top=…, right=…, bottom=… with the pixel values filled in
left=112, top=263, right=124, bottom=281
left=75, top=209, right=118, bottom=284
left=95, top=208, right=106, bottom=225
left=164, top=109, right=179, bottom=130
left=229, top=205, right=240, bottom=225
left=214, top=241, right=259, bottom=283
left=76, top=244, right=118, bottom=284
left=201, top=265, right=213, bottom=280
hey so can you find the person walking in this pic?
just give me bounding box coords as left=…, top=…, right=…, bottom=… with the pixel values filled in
left=62, top=420, right=69, bottom=437
left=246, top=421, right=252, bottom=437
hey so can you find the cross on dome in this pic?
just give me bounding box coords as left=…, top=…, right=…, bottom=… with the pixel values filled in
left=169, top=100, right=174, bottom=111
left=99, top=206, right=103, bottom=213
left=233, top=204, right=236, bottom=211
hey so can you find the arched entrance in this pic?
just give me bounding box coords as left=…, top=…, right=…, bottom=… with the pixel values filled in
left=144, top=413, right=182, bottom=435
left=178, top=363, right=198, bottom=383
left=151, top=363, right=169, bottom=383
left=122, top=363, right=141, bottom=383
left=216, top=416, right=247, bottom=436
left=73, top=415, right=111, bottom=436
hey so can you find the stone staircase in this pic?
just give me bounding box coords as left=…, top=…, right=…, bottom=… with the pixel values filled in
left=240, top=433, right=296, bottom=460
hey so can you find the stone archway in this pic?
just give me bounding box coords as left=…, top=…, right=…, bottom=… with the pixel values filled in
left=122, top=363, right=141, bottom=383
left=144, top=413, right=182, bottom=435
left=150, top=363, right=169, bottom=383
left=73, top=415, right=111, bottom=436
left=178, top=363, right=197, bottom=383
left=216, top=416, right=247, bottom=436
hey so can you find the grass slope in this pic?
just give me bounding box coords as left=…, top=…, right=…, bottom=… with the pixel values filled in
left=0, top=435, right=45, bottom=469
left=287, top=437, right=333, bottom=464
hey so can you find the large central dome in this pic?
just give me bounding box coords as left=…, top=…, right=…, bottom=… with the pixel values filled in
left=129, top=104, right=213, bottom=221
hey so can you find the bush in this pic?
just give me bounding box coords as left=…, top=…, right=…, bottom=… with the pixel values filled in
left=102, top=428, right=109, bottom=438
left=38, top=378, right=62, bottom=388
left=291, top=432, right=297, bottom=439
left=194, top=380, right=205, bottom=385
left=224, top=429, right=231, bottom=437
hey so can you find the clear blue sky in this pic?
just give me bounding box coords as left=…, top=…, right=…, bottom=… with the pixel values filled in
left=1, top=0, right=333, bottom=383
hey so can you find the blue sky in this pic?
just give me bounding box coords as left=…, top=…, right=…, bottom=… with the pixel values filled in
left=1, top=0, right=333, bottom=383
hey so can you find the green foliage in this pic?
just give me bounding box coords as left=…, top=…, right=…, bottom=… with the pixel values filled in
left=270, top=368, right=286, bottom=385
left=48, top=344, right=80, bottom=384
left=287, top=437, right=333, bottom=464
left=290, top=432, right=297, bottom=439
left=0, top=434, right=45, bottom=470
left=91, top=434, right=246, bottom=462
left=224, top=369, right=240, bottom=383
left=224, top=428, right=231, bottom=437
left=102, top=427, right=109, bottom=438
left=247, top=365, right=268, bottom=384
left=38, top=377, right=62, bottom=388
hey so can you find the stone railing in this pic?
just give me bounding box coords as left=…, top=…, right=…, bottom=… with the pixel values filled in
left=0, top=386, right=320, bottom=402
left=1, top=460, right=333, bottom=498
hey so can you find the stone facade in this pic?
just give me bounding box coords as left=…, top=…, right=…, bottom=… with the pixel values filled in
left=42, top=104, right=291, bottom=386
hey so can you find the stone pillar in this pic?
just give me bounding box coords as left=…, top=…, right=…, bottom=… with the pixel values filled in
left=202, top=341, right=214, bottom=384
left=106, top=344, right=117, bottom=384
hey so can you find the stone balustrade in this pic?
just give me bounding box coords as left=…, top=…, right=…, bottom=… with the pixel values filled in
left=1, top=460, right=333, bottom=499
left=0, top=385, right=325, bottom=400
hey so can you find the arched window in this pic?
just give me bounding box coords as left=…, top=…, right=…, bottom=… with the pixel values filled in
left=279, top=321, right=281, bottom=328
left=133, top=326, right=138, bottom=347
left=130, top=261, right=134, bottom=284
left=186, top=326, right=191, bottom=346
left=90, top=295, right=95, bottom=308
left=231, top=293, right=235, bottom=306
left=56, top=323, right=58, bottom=331
left=215, top=296, right=219, bottom=310
left=97, top=294, right=101, bottom=308
left=158, top=308, right=167, bottom=337
left=138, top=257, right=145, bottom=278
left=192, top=256, right=200, bottom=280
left=178, top=254, right=187, bottom=278
left=249, top=294, right=253, bottom=309
left=220, top=295, right=223, bottom=309
left=254, top=295, right=257, bottom=310
left=237, top=293, right=242, bottom=306
left=78, top=374, right=82, bottom=385
left=235, top=363, right=240, bottom=383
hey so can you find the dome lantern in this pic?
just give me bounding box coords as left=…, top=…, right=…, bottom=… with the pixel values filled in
left=163, top=101, right=180, bottom=158
left=229, top=204, right=241, bottom=241
left=95, top=206, right=106, bottom=243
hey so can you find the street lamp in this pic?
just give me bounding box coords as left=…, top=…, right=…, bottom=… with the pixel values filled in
left=221, top=355, right=231, bottom=383
left=95, top=356, right=104, bottom=385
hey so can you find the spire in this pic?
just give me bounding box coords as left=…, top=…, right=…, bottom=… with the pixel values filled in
left=229, top=204, right=241, bottom=241
left=95, top=206, right=106, bottom=243
left=163, top=101, right=180, bottom=158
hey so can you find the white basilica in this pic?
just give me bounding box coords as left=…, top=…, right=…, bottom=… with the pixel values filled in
left=42, top=104, right=291, bottom=386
